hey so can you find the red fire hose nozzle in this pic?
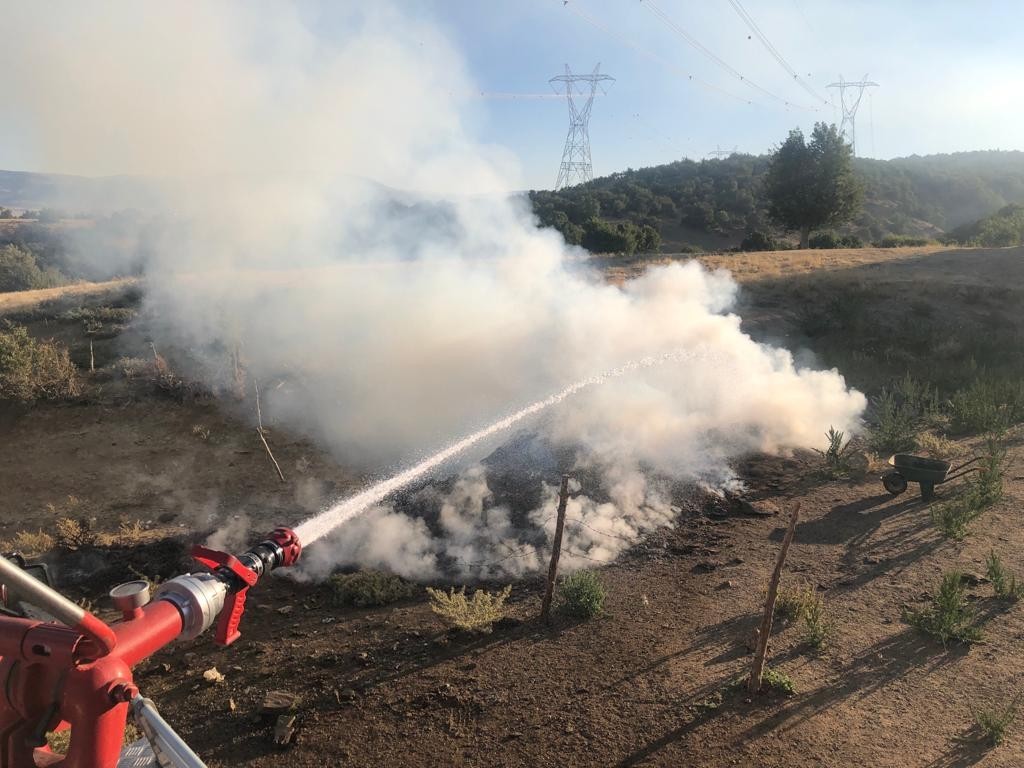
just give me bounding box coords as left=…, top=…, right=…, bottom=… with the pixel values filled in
left=186, top=526, right=302, bottom=647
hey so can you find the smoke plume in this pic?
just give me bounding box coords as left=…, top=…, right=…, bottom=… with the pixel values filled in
left=2, top=2, right=866, bottom=580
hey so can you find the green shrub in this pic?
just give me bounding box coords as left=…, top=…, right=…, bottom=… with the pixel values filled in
left=0, top=323, right=79, bottom=401
left=814, top=426, right=853, bottom=477
left=426, top=584, right=511, bottom=632
left=930, top=497, right=984, bottom=540
left=877, top=234, right=931, bottom=248
left=974, top=442, right=1006, bottom=506
left=0, top=245, right=64, bottom=292
left=762, top=667, right=795, bottom=695
left=935, top=440, right=1009, bottom=539
left=327, top=570, right=415, bottom=608
left=740, top=230, right=776, bottom=251
left=558, top=570, right=606, bottom=619
left=986, top=552, right=1024, bottom=601
left=949, top=378, right=1024, bottom=434
left=867, top=390, right=919, bottom=454
left=974, top=693, right=1022, bottom=746
left=802, top=592, right=834, bottom=650
left=905, top=571, right=982, bottom=646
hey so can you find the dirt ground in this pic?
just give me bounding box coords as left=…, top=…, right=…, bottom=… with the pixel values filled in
left=3, top=245, right=1024, bottom=767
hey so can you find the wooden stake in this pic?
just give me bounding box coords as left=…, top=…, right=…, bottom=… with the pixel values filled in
left=540, top=474, right=570, bottom=624
left=748, top=503, right=801, bottom=694
left=89, top=339, right=94, bottom=373
left=254, top=379, right=285, bottom=483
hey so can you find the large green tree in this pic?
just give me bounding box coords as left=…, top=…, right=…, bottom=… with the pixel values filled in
left=764, top=122, right=863, bottom=248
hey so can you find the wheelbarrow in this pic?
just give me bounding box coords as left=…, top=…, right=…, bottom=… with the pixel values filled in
left=881, top=454, right=983, bottom=501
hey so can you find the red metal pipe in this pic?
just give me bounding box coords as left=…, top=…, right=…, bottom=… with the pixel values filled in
left=110, top=600, right=183, bottom=668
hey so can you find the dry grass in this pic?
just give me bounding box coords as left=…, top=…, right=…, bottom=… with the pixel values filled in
left=1, top=529, right=55, bottom=556
left=0, top=278, right=138, bottom=317
left=602, top=245, right=947, bottom=286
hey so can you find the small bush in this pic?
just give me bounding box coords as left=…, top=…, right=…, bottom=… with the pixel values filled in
left=814, top=426, right=853, bottom=477
left=1, top=529, right=55, bottom=557
left=426, top=584, right=511, bottom=632
left=802, top=592, right=834, bottom=650
left=116, top=520, right=146, bottom=547
left=974, top=442, right=1006, bottom=507
left=774, top=583, right=814, bottom=624
left=974, top=693, right=1022, bottom=746
left=0, top=324, right=79, bottom=402
left=117, top=356, right=151, bottom=379
left=986, top=552, right=1024, bottom=601
left=930, top=498, right=984, bottom=540
left=53, top=515, right=97, bottom=551
left=867, top=390, right=919, bottom=454
left=905, top=570, right=982, bottom=646
left=809, top=231, right=840, bottom=249
left=739, top=230, right=775, bottom=252
left=916, top=430, right=956, bottom=459
left=328, top=571, right=416, bottom=608
left=934, top=440, right=1008, bottom=538
left=762, top=667, right=795, bottom=695
left=949, top=378, right=1024, bottom=434
left=558, top=570, right=606, bottom=619
left=191, top=424, right=210, bottom=440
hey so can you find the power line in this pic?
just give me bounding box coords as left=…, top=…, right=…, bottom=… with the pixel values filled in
left=560, top=0, right=762, bottom=108
left=725, top=0, right=829, bottom=106
left=641, top=0, right=819, bottom=112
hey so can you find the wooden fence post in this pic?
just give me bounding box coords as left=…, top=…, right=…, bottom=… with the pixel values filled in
left=748, top=503, right=801, bottom=694
left=540, top=474, right=570, bottom=624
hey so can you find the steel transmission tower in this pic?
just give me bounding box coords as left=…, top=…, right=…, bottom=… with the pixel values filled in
left=551, top=64, right=615, bottom=189
left=707, top=145, right=737, bottom=159
left=826, top=74, right=879, bottom=155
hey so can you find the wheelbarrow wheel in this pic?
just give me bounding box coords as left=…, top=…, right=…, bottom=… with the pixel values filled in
left=882, top=471, right=908, bottom=496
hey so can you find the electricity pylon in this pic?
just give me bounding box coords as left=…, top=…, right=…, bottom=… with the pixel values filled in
left=707, top=145, right=737, bottom=159
left=826, top=74, right=879, bottom=156
left=551, top=63, right=614, bottom=189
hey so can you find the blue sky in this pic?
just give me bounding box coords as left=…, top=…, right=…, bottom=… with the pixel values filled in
left=403, top=0, right=1024, bottom=188
left=2, top=1, right=1023, bottom=191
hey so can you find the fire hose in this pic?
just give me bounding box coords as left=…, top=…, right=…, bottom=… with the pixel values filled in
left=0, top=526, right=301, bottom=768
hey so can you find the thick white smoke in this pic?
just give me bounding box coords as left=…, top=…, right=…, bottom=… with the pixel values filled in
left=2, top=2, right=865, bottom=580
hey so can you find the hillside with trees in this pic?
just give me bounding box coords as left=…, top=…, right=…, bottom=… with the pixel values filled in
left=529, top=149, right=1024, bottom=253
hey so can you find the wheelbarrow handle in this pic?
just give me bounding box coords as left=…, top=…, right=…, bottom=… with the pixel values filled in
left=948, top=456, right=984, bottom=474
left=944, top=467, right=980, bottom=483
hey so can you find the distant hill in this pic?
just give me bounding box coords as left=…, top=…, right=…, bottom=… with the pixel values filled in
left=529, top=150, right=1024, bottom=252
left=948, top=203, right=1024, bottom=247
left=0, top=169, right=163, bottom=213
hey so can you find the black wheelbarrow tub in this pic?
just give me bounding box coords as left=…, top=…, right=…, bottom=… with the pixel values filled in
left=888, top=454, right=951, bottom=484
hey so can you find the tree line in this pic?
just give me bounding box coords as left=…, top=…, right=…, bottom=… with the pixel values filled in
left=529, top=138, right=1024, bottom=253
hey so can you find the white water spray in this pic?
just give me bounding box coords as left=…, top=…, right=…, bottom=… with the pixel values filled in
left=293, top=350, right=698, bottom=546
